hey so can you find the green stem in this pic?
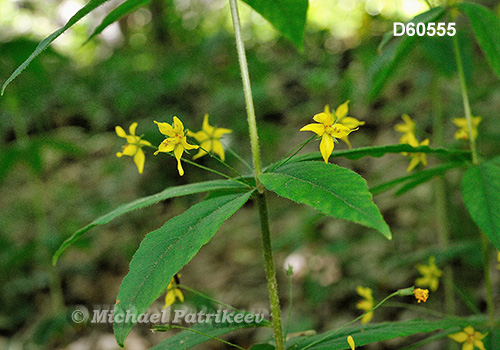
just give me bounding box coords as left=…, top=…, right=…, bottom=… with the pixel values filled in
left=452, top=35, right=478, bottom=164
left=228, top=0, right=263, bottom=191
left=453, top=33, right=494, bottom=324
left=228, top=0, right=285, bottom=349
left=431, top=77, right=455, bottom=316
left=257, top=192, right=285, bottom=349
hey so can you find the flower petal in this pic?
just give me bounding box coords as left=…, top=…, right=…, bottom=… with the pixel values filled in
left=174, top=144, right=185, bottom=176
left=329, top=123, right=354, bottom=138
left=121, top=144, right=137, bottom=156
left=335, top=100, right=349, bottom=119
left=115, top=126, right=127, bottom=138
left=181, top=137, right=199, bottom=150
left=300, top=123, right=325, bottom=136
left=347, top=336, right=355, bottom=350
left=163, top=291, right=176, bottom=309
left=173, top=116, right=184, bottom=133
left=213, top=127, right=232, bottom=138
left=154, top=121, right=175, bottom=137
left=133, top=148, right=145, bottom=174
left=340, top=116, right=365, bottom=129
left=313, top=112, right=334, bottom=125
left=211, top=140, right=225, bottom=161
left=407, top=156, right=420, bottom=172
left=320, top=134, right=334, bottom=163
left=188, top=130, right=207, bottom=142
left=448, top=331, right=468, bottom=343
left=129, top=122, right=138, bottom=136
left=202, top=114, right=215, bottom=135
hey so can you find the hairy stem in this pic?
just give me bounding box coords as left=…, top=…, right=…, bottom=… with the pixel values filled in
left=228, top=0, right=285, bottom=348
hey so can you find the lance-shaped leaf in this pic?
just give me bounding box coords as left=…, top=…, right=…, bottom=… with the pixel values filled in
left=241, top=0, right=308, bottom=50
left=259, top=162, right=391, bottom=238
left=151, top=312, right=270, bottom=349
left=459, top=2, right=500, bottom=79
left=286, top=316, right=485, bottom=349
left=113, top=190, right=254, bottom=347
left=52, top=180, right=248, bottom=265
left=368, top=7, right=445, bottom=101
left=462, top=157, right=500, bottom=250
left=2, top=0, right=111, bottom=95
left=271, top=144, right=471, bottom=168
left=86, top=0, right=152, bottom=43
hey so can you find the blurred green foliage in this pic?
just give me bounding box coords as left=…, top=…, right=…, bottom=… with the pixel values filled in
left=1, top=0, right=500, bottom=349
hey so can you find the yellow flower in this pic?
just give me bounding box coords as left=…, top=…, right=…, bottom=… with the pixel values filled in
left=449, top=326, right=487, bottom=350
left=356, top=286, right=374, bottom=324
left=394, top=114, right=416, bottom=144
left=115, top=122, right=152, bottom=174
left=187, top=114, right=232, bottom=161
left=347, top=335, right=355, bottom=350
left=330, top=101, right=365, bottom=149
left=497, top=251, right=500, bottom=270
left=403, top=132, right=430, bottom=172
left=416, top=256, right=443, bottom=292
left=453, top=116, right=482, bottom=141
left=300, top=102, right=360, bottom=163
left=163, top=275, right=184, bottom=309
left=154, top=117, right=199, bottom=176
left=413, top=288, right=429, bottom=303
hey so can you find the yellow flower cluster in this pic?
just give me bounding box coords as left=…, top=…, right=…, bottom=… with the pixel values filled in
left=115, top=115, right=232, bottom=176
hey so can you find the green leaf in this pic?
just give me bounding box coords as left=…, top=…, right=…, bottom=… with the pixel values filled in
left=1, top=0, right=111, bottom=95
left=286, top=317, right=485, bottom=349
left=459, top=2, right=500, bottom=79
left=241, top=0, right=308, bottom=50
left=113, top=191, right=254, bottom=347
left=370, top=162, right=466, bottom=195
left=368, top=7, right=445, bottom=101
left=86, top=0, right=152, bottom=44
left=278, top=144, right=471, bottom=164
left=151, top=312, right=269, bottom=349
left=259, top=162, right=391, bottom=239
left=462, top=157, right=500, bottom=250
left=52, top=180, right=247, bottom=265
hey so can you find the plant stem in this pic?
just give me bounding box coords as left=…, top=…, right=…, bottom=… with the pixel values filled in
left=257, top=192, right=285, bottom=349
left=228, top=0, right=263, bottom=191
left=431, top=77, right=455, bottom=316
left=452, top=35, right=478, bottom=164
left=453, top=34, right=494, bottom=324
left=228, top=0, right=285, bottom=349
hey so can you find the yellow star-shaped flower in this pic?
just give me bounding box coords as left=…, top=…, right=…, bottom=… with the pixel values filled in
left=394, top=114, right=416, bottom=144
left=453, top=116, right=482, bottom=141
left=154, top=117, right=199, bottom=176
left=115, top=122, right=152, bottom=174
left=300, top=102, right=361, bottom=163
left=403, top=132, right=430, bottom=172
left=449, top=326, right=487, bottom=350
left=356, top=286, right=374, bottom=324
left=415, top=256, right=443, bottom=292
left=187, top=114, right=232, bottom=161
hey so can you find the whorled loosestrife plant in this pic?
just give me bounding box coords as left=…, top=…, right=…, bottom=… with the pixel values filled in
left=2, top=0, right=500, bottom=349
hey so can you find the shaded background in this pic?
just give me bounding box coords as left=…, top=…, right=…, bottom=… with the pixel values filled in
left=1, top=0, right=500, bottom=348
